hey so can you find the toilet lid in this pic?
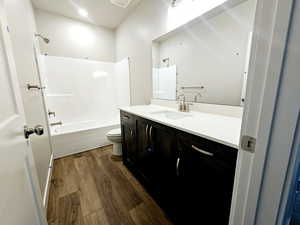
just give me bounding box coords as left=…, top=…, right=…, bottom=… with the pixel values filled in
left=107, top=128, right=121, bottom=137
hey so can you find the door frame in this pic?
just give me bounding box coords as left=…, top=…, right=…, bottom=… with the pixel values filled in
left=230, top=0, right=296, bottom=224
left=33, top=43, right=54, bottom=209
left=254, top=0, right=300, bottom=223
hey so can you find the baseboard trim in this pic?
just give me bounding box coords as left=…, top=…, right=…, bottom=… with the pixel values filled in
left=43, top=153, right=54, bottom=210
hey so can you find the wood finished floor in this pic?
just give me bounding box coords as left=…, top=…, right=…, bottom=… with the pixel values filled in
left=47, top=145, right=173, bottom=225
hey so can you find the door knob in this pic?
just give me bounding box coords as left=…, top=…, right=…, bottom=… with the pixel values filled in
left=24, top=125, right=44, bottom=139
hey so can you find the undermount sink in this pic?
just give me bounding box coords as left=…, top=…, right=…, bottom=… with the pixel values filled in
left=150, top=110, right=192, bottom=120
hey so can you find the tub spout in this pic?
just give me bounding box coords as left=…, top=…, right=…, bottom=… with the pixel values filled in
left=50, top=121, right=63, bottom=126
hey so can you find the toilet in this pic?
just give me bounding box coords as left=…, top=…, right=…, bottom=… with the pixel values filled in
left=106, top=128, right=122, bottom=160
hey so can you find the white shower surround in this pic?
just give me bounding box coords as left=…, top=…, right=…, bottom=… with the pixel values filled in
left=41, top=55, right=130, bottom=158
left=152, top=65, right=177, bottom=100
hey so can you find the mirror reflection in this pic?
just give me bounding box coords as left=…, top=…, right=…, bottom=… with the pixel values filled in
left=152, top=0, right=256, bottom=106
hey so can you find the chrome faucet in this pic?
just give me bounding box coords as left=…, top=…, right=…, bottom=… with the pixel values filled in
left=177, top=94, right=192, bottom=112
left=194, top=92, right=202, bottom=103
left=178, top=93, right=185, bottom=112
left=50, top=121, right=62, bottom=126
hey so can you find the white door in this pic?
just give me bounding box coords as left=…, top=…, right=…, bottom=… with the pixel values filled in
left=4, top=0, right=53, bottom=198
left=0, top=1, right=46, bottom=225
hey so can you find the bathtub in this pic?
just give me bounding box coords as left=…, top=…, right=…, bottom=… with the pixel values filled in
left=50, top=120, right=120, bottom=158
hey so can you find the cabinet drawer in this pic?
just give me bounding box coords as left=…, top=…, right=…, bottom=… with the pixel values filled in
left=177, top=132, right=237, bottom=168
left=120, top=111, right=135, bottom=125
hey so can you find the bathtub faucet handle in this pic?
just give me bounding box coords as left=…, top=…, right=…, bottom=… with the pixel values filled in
left=50, top=121, right=63, bottom=126
left=48, top=110, right=56, bottom=118
left=26, top=83, right=46, bottom=90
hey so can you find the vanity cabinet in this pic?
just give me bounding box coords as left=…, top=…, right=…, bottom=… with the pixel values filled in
left=175, top=132, right=237, bottom=224
left=149, top=122, right=178, bottom=191
left=136, top=119, right=178, bottom=202
left=120, top=110, right=237, bottom=225
left=120, top=111, right=137, bottom=168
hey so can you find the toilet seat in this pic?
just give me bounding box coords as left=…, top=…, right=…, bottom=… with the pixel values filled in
left=107, top=128, right=121, bottom=137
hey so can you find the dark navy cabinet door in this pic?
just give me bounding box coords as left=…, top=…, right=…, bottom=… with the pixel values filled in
left=120, top=111, right=137, bottom=168
left=175, top=132, right=237, bottom=225
left=136, top=118, right=178, bottom=193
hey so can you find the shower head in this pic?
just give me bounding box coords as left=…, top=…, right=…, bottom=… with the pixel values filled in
left=43, top=37, right=50, bottom=44
left=35, top=33, right=50, bottom=44
left=171, top=0, right=177, bottom=7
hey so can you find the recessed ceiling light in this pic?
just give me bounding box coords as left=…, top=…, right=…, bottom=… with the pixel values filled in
left=78, top=8, right=88, bottom=17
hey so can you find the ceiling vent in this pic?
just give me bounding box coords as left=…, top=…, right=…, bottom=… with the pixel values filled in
left=110, top=0, right=134, bottom=8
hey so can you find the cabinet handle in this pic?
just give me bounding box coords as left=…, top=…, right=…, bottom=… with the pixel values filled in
left=122, top=115, right=130, bottom=120
left=191, top=145, right=214, bottom=157
left=149, top=126, right=153, bottom=142
left=145, top=124, right=149, bottom=141
left=176, top=157, right=180, bottom=176
left=129, top=128, right=133, bottom=137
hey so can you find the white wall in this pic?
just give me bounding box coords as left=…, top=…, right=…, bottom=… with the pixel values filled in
left=34, top=9, right=115, bottom=62
left=4, top=0, right=53, bottom=197
left=156, top=1, right=254, bottom=106
left=116, top=0, right=168, bottom=104
left=116, top=0, right=256, bottom=105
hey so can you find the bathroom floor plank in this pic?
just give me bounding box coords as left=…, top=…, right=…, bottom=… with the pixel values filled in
left=73, top=154, right=103, bottom=217
left=114, top=158, right=169, bottom=217
left=87, top=153, right=137, bottom=225
left=57, top=191, right=84, bottom=225
left=51, top=159, right=69, bottom=196
left=83, top=209, right=109, bottom=225
left=130, top=202, right=172, bottom=225
left=47, top=146, right=173, bottom=225
left=61, top=157, right=80, bottom=194
left=94, top=153, right=143, bottom=210
left=119, top=164, right=173, bottom=225
left=47, top=159, right=70, bottom=224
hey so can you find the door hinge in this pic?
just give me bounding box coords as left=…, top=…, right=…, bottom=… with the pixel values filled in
left=241, top=135, right=256, bottom=153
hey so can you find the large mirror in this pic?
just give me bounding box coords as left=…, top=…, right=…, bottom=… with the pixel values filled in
left=152, top=0, right=256, bottom=106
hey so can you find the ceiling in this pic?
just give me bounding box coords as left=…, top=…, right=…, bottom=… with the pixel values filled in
left=31, top=0, right=142, bottom=29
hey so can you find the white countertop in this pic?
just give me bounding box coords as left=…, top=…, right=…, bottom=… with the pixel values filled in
left=119, top=105, right=242, bottom=149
